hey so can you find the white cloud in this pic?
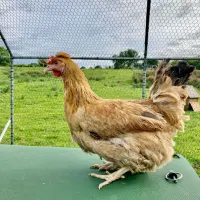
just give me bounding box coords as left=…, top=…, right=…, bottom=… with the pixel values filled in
left=1, top=0, right=200, bottom=65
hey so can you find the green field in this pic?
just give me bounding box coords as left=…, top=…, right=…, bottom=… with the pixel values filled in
left=0, top=66, right=200, bottom=176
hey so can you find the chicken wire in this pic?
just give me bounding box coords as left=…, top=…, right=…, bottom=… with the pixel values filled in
left=1, top=0, right=200, bottom=58
left=0, top=65, right=10, bottom=142
left=148, top=0, right=200, bottom=58
left=0, top=39, right=10, bottom=141
left=0, top=0, right=147, bottom=58
left=0, top=0, right=200, bottom=174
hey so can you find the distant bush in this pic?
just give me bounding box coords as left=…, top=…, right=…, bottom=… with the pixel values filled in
left=132, top=70, right=154, bottom=88
left=87, top=75, right=105, bottom=81
left=0, top=86, right=9, bottom=94
left=23, top=71, right=43, bottom=77
left=94, top=65, right=102, bottom=69
left=191, top=69, right=200, bottom=78
left=14, top=63, right=39, bottom=67
left=132, top=68, right=200, bottom=89
left=14, top=64, right=25, bottom=67
left=38, top=59, right=47, bottom=67
left=0, top=46, right=10, bottom=66
left=15, top=70, right=48, bottom=83
left=188, top=71, right=200, bottom=88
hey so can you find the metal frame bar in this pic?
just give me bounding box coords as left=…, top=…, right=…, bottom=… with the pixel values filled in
left=10, top=58, right=14, bottom=145
left=142, top=0, right=151, bottom=99
left=0, top=30, right=14, bottom=145
left=144, top=0, right=151, bottom=61
left=12, top=56, right=200, bottom=60
left=0, top=119, right=11, bottom=142
left=0, top=30, right=13, bottom=58
left=13, top=56, right=144, bottom=60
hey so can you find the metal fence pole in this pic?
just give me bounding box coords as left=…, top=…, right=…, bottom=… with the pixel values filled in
left=142, top=0, right=151, bottom=99
left=142, top=61, right=147, bottom=99
left=10, top=57, right=14, bottom=145
left=0, top=30, right=14, bottom=144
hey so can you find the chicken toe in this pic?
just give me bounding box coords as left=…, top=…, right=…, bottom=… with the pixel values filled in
left=90, top=161, right=118, bottom=171
left=89, top=167, right=130, bottom=189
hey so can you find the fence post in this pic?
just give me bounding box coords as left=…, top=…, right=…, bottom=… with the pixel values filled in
left=142, top=0, right=151, bottom=99
left=142, top=60, right=147, bottom=99
left=10, top=57, right=14, bottom=145
left=0, top=30, right=14, bottom=144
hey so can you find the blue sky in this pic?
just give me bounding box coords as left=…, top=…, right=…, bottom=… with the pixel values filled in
left=1, top=0, right=200, bottom=65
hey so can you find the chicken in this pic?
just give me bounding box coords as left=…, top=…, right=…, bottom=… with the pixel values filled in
left=44, top=52, right=194, bottom=189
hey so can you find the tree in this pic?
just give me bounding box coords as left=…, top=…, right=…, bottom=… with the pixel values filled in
left=94, top=65, right=102, bottom=69
left=147, top=59, right=158, bottom=66
left=171, top=59, right=200, bottom=70
left=186, top=59, right=200, bottom=70
left=112, top=49, right=139, bottom=69
left=38, top=58, right=47, bottom=67
left=171, top=60, right=179, bottom=65
left=0, top=46, right=10, bottom=66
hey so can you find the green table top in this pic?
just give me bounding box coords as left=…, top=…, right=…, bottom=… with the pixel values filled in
left=0, top=145, right=199, bottom=200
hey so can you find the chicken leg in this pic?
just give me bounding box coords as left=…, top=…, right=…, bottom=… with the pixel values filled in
left=89, top=167, right=131, bottom=189
left=90, top=161, right=118, bottom=171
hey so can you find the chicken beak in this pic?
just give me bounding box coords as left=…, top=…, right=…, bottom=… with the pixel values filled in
left=44, top=65, right=54, bottom=73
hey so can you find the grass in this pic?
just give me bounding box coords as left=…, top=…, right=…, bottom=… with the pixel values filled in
left=0, top=66, right=200, bottom=176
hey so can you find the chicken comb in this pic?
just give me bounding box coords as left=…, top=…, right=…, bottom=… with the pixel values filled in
left=56, top=52, right=70, bottom=59
left=47, top=56, right=55, bottom=64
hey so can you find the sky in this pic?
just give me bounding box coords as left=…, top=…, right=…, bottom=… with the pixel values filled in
left=1, top=0, right=200, bottom=65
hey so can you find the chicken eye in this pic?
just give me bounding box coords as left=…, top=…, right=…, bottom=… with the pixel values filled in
left=53, top=61, right=58, bottom=65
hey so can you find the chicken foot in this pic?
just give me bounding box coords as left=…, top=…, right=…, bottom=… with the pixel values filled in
left=90, top=161, right=118, bottom=171
left=89, top=167, right=130, bottom=189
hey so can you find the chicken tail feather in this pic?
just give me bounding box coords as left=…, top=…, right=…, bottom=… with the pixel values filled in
left=149, top=60, right=195, bottom=130
left=165, top=61, right=195, bottom=86
left=149, top=59, right=170, bottom=96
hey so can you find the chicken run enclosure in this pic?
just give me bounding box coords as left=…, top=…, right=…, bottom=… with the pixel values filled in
left=0, top=0, right=200, bottom=177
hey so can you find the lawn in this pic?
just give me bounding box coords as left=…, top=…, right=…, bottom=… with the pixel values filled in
left=0, top=66, right=200, bottom=176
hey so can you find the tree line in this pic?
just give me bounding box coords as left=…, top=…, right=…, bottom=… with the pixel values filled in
left=112, top=49, right=158, bottom=69
left=0, top=46, right=10, bottom=66
left=1, top=46, right=200, bottom=70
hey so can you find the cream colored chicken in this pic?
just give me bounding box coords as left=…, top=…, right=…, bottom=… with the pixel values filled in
left=44, top=52, right=194, bottom=189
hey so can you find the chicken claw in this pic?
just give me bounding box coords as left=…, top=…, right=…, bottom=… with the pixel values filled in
left=90, top=161, right=118, bottom=171
left=89, top=167, right=130, bottom=189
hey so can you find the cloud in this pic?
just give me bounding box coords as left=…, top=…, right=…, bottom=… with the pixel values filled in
left=176, top=3, right=193, bottom=18
left=148, top=0, right=200, bottom=58
left=167, top=41, right=181, bottom=47
left=192, top=44, right=200, bottom=49
left=0, top=0, right=146, bottom=60
left=1, top=0, right=200, bottom=64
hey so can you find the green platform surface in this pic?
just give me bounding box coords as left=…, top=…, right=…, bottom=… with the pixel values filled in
left=0, top=145, right=199, bottom=200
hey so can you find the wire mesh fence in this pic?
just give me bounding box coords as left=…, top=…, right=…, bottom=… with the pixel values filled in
left=1, top=0, right=200, bottom=59
left=0, top=0, right=147, bottom=58
left=0, top=63, right=144, bottom=146
left=0, top=0, right=200, bottom=175
left=148, top=0, right=200, bottom=58
left=0, top=65, right=10, bottom=141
